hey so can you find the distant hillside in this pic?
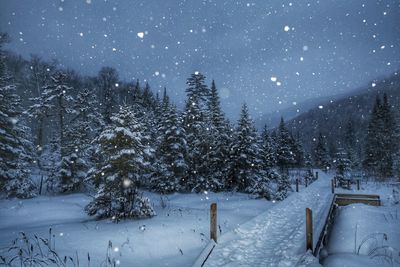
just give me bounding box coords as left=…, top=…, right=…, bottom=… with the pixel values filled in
left=255, top=94, right=347, bottom=129
left=285, top=71, right=400, bottom=158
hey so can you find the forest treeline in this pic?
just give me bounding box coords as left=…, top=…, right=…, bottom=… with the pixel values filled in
left=1, top=33, right=399, bottom=220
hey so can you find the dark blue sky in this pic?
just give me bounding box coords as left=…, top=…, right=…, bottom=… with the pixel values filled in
left=1, top=0, right=399, bottom=119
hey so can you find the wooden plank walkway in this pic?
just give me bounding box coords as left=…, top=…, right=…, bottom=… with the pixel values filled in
left=313, top=193, right=381, bottom=259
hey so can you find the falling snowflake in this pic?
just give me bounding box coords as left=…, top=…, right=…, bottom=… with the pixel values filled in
left=137, top=32, right=144, bottom=38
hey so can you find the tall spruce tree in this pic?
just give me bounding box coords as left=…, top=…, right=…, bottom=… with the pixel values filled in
left=228, top=104, right=264, bottom=192
left=182, top=72, right=217, bottom=191
left=97, top=67, right=118, bottom=124
left=152, top=104, right=188, bottom=193
left=344, top=118, right=359, bottom=169
left=61, top=88, right=104, bottom=193
left=206, top=80, right=231, bottom=191
left=39, top=72, right=74, bottom=192
left=85, top=106, right=155, bottom=220
left=334, top=148, right=352, bottom=187
left=261, top=125, right=276, bottom=168
left=313, top=133, right=330, bottom=170
left=381, top=93, right=396, bottom=177
left=276, top=118, right=295, bottom=170
left=363, top=95, right=396, bottom=178
left=0, top=34, right=36, bottom=198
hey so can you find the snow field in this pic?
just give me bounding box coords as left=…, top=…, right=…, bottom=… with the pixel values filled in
left=0, top=192, right=272, bottom=267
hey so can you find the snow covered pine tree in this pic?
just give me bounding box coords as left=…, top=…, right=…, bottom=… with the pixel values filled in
left=85, top=105, right=155, bottom=220
left=0, top=33, right=36, bottom=198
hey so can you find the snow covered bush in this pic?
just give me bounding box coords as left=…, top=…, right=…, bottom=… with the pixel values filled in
left=274, top=173, right=293, bottom=201
left=248, top=171, right=274, bottom=200
left=85, top=106, right=155, bottom=220
left=4, top=177, right=37, bottom=199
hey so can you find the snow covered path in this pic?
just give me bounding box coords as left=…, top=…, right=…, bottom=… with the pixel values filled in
left=204, top=171, right=334, bottom=267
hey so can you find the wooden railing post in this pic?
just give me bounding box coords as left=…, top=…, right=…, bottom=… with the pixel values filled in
left=331, top=179, right=335, bottom=194
left=296, top=178, right=299, bottom=192
left=315, top=171, right=319, bottom=179
left=306, top=208, right=313, bottom=251
left=305, top=178, right=308, bottom=188
left=357, top=179, right=360, bottom=191
left=210, top=203, right=217, bottom=243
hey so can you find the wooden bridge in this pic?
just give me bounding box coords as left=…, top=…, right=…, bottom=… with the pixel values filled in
left=193, top=174, right=381, bottom=267
left=313, top=193, right=381, bottom=259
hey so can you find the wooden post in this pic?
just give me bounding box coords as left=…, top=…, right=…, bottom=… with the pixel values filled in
left=331, top=179, right=335, bottom=194
left=305, top=178, right=308, bottom=187
left=306, top=208, right=313, bottom=251
left=347, top=180, right=351, bottom=190
left=210, top=203, right=217, bottom=243
left=39, top=175, right=44, bottom=195
left=315, top=171, right=319, bottom=179
left=296, top=178, right=299, bottom=192
left=357, top=179, right=360, bottom=191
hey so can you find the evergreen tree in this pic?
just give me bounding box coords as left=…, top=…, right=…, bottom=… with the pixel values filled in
left=275, top=173, right=292, bottom=201
left=380, top=93, right=396, bottom=177
left=182, top=72, right=217, bottom=191
left=276, top=118, right=295, bottom=170
left=97, top=67, right=118, bottom=124
left=292, top=132, right=305, bottom=167
left=313, top=133, right=330, bottom=170
left=334, top=148, right=351, bottom=187
left=206, top=80, right=231, bottom=191
left=363, top=96, right=382, bottom=174
left=363, top=95, right=396, bottom=179
left=152, top=105, right=188, bottom=193
left=228, top=104, right=265, bottom=192
left=261, top=125, right=276, bottom=168
left=0, top=34, right=36, bottom=198
left=344, top=118, right=359, bottom=169
left=39, top=72, right=74, bottom=192
left=142, top=82, right=155, bottom=109
left=61, top=88, right=103, bottom=193
left=85, top=106, right=155, bottom=220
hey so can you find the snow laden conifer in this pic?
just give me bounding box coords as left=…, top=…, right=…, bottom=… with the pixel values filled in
left=37, top=72, right=74, bottom=192
left=334, top=148, right=352, bottom=188
left=380, top=94, right=396, bottom=178
left=206, top=80, right=232, bottom=191
left=61, top=88, right=104, bottom=193
left=228, top=104, right=267, bottom=195
left=152, top=103, right=188, bottom=193
left=363, top=94, right=396, bottom=179
left=0, top=34, right=36, bottom=198
left=275, top=118, right=295, bottom=171
left=363, top=96, right=384, bottom=176
left=313, top=133, right=330, bottom=171
left=182, top=72, right=219, bottom=191
left=85, top=106, right=155, bottom=220
left=261, top=125, right=276, bottom=168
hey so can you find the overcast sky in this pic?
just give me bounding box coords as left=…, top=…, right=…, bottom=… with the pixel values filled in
left=1, top=0, right=399, bottom=119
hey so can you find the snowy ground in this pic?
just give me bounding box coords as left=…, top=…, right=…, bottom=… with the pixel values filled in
left=1, top=176, right=398, bottom=267
left=0, top=192, right=273, bottom=267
